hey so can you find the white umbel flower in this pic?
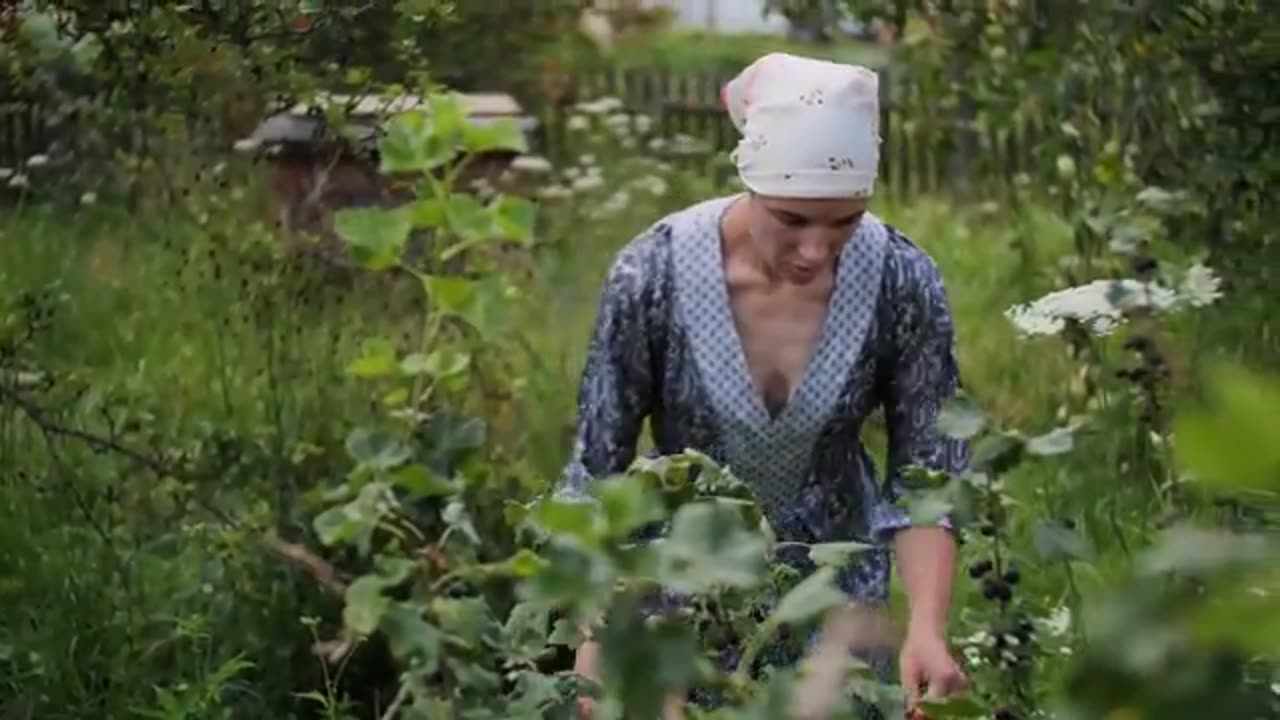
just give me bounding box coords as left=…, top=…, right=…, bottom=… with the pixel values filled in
left=1181, top=262, right=1223, bottom=307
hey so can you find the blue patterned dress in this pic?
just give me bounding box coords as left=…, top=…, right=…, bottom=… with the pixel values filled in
left=557, top=194, right=970, bottom=706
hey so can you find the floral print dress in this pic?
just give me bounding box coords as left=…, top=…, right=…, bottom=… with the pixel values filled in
left=556, top=194, right=970, bottom=707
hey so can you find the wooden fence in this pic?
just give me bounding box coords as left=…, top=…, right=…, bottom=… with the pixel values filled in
left=2, top=66, right=1051, bottom=199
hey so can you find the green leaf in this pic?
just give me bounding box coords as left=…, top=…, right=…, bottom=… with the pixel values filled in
left=431, top=596, right=497, bottom=649
left=345, top=428, right=411, bottom=470
left=770, top=566, right=847, bottom=625
left=1027, top=426, right=1075, bottom=456
left=593, top=474, right=666, bottom=538
left=463, top=117, right=529, bottom=154
left=503, top=549, right=548, bottom=578
left=937, top=398, right=987, bottom=439
left=808, top=541, right=875, bottom=567
left=421, top=274, right=478, bottom=318
left=381, top=603, right=442, bottom=673
left=657, top=501, right=768, bottom=594
left=426, top=347, right=471, bottom=378
left=970, top=433, right=1025, bottom=475
left=532, top=498, right=602, bottom=544
left=443, top=500, right=481, bottom=545
left=427, top=92, right=469, bottom=141
left=444, top=194, right=495, bottom=243
left=411, top=198, right=446, bottom=227
left=333, top=206, right=412, bottom=271
left=917, top=694, right=988, bottom=718
left=347, top=337, right=399, bottom=378
left=391, top=464, right=455, bottom=498
left=379, top=111, right=457, bottom=174
left=344, top=575, right=391, bottom=635
left=313, top=482, right=393, bottom=553
left=502, top=602, right=550, bottom=662
left=1174, top=365, right=1280, bottom=494
left=905, top=491, right=953, bottom=525
left=1033, top=521, right=1095, bottom=562
left=490, top=195, right=537, bottom=244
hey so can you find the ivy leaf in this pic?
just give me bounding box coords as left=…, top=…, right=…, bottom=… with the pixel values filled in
left=333, top=206, right=412, bottom=271
left=657, top=501, right=768, bottom=594
left=344, top=575, right=391, bottom=635
left=769, top=566, right=847, bottom=625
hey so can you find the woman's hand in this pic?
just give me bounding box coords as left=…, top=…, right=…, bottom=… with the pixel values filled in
left=899, top=627, right=968, bottom=704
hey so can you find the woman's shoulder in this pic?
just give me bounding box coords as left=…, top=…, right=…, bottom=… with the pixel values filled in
left=877, top=220, right=947, bottom=300
left=605, top=195, right=734, bottom=289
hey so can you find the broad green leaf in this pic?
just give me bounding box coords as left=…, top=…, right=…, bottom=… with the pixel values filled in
left=411, top=198, right=446, bottom=227
left=346, top=337, right=399, bottom=378
left=532, top=498, right=602, bottom=544
left=421, top=274, right=478, bottom=318
left=444, top=193, right=495, bottom=243
left=970, top=433, right=1025, bottom=475
left=344, top=575, right=391, bottom=635
left=520, top=542, right=613, bottom=611
left=463, top=117, right=529, bottom=154
left=427, top=92, right=469, bottom=141
left=592, top=474, right=665, bottom=538
left=1174, top=365, right=1280, bottom=494
left=490, top=194, right=537, bottom=244
left=399, top=353, right=432, bottom=376
left=937, top=399, right=987, bottom=439
left=333, top=206, right=412, bottom=271
left=391, top=464, right=454, bottom=498
left=425, top=347, right=471, bottom=378
left=1136, top=527, right=1273, bottom=577
left=917, top=695, right=988, bottom=718
left=313, top=482, right=393, bottom=553
left=381, top=603, right=442, bottom=672
left=657, top=501, right=768, bottom=594
left=502, top=602, right=550, bottom=663
left=1027, top=426, right=1075, bottom=456
left=503, top=548, right=548, bottom=578
left=345, top=428, right=411, bottom=470
left=379, top=111, right=456, bottom=174
left=905, top=491, right=953, bottom=525
left=808, top=541, right=876, bottom=567
left=431, top=596, right=497, bottom=649
left=770, top=566, right=847, bottom=624
left=1033, top=521, right=1094, bottom=562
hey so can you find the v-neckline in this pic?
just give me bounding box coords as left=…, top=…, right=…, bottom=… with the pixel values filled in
left=710, top=195, right=844, bottom=426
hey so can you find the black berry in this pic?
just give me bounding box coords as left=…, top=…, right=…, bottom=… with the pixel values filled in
left=980, top=523, right=997, bottom=537
left=968, top=560, right=994, bottom=579
left=1003, top=568, right=1021, bottom=585
left=994, top=708, right=1019, bottom=720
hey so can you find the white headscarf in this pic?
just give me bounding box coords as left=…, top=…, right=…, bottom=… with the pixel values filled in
left=722, top=52, right=882, bottom=199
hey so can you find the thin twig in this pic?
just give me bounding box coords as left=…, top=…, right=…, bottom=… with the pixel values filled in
left=379, top=682, right=411, bottom=720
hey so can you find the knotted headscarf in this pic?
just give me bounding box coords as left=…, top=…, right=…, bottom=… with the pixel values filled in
left=722, top=52, right=882, bottom=199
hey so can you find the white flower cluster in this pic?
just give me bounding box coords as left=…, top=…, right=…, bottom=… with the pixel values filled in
left=1005, top=263, right=1224, bottom=338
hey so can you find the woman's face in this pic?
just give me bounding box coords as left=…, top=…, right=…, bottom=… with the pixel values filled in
left=744, top=193, right=868, bottom=285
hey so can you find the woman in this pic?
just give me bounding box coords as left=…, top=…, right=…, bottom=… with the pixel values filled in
left=559, top=52, right=970, bottom=715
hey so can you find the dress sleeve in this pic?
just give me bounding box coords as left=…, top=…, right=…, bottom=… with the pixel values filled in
left=555, top=240, right=659, bottom=499
left=870, top=251, right=971, bottom=543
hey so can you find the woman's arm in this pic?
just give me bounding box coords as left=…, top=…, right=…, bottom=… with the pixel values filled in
left=556, top=237, right=660, bottom=499
left=877, top=243, right=971, bottom=700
